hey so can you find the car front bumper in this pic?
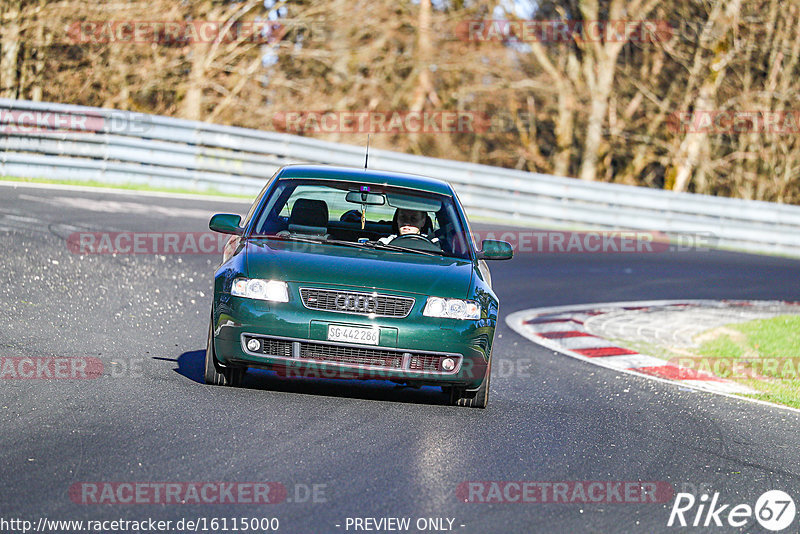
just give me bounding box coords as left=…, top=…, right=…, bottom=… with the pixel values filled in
left=213, top=295, right=492, bottom=389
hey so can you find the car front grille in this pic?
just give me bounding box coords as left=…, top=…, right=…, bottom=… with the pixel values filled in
left=242, top=335, right=459, bottom=374
left=299, top=288, right=414, bottom=318
left=408, top=354, right=442, bottom=371
left=300, top=341, right=404, bottom=369
left=252, top=338, right=293, bottom=358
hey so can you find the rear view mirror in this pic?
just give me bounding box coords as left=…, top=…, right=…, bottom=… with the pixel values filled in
left=385, top=192, right=442, bottom=211
left=346, top=191, right=386, bottom=205
left=477, top=240, right=513, bottom=260
left=209, top=213, right=243, bottom=235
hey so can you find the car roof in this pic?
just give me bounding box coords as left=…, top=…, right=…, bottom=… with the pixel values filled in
left=277, top=164, right=454, bottom=196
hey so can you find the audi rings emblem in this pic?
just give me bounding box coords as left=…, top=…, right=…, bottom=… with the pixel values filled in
left=335, top=294, right=378, bottom=313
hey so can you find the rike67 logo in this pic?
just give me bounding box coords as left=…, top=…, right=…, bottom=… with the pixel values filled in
left=668, top=490, right=796, bottom=531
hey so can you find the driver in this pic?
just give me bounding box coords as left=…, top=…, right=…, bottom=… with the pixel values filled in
left=379, top=208, right=437, bottom=244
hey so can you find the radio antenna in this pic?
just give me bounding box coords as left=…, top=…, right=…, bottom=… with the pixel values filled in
left=364, top=134, right=370, bottom=169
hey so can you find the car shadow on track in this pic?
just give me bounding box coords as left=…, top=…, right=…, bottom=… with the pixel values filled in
left=168, top=350, right=452, bottom=407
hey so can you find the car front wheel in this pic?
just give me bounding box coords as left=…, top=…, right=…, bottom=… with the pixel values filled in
left=446, top=359, right=491, bottom=408
left=204, top=319, right=245, bottom=387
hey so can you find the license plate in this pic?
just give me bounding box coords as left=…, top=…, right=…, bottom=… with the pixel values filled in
left=327, top=325, right=379, bottom=345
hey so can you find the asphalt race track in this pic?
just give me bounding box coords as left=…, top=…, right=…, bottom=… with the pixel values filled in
left=2, top=183, right=800, bottom=533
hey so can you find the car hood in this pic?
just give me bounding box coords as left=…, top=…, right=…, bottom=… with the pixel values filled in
left=245, top=239, right=473, bottom=297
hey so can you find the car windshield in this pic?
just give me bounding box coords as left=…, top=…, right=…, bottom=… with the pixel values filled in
left=250, top=178, right=473, bottom=259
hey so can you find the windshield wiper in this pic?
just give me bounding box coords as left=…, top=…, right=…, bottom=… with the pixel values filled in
left=254, top=235, right=324, bottom=245
left=367, top=241, right=439, bottom=256
left=254, top=235, right=369, bottom=250
left=319, top=238, right=373, bottom=249
left=254, top=235, right=446, bottom=257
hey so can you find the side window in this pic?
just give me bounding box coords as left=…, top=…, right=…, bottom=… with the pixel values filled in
left=242, top=170, right=279, bottom=229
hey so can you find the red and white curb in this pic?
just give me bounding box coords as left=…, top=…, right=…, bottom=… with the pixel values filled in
left=506, top=300, right=797, bottom=398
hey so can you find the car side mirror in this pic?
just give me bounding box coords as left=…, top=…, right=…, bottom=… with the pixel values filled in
left=209, top=213, right=243, bottom=235
left=477, top=239, right=513, bottom=260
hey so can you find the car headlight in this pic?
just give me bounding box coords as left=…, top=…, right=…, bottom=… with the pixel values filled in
left=231, top=278, right=289, bottom=302
left=423, top=297, right=480, bottom=320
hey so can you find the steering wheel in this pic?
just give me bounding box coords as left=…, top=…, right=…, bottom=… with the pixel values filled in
left=390, top=234, right=441, bottom=252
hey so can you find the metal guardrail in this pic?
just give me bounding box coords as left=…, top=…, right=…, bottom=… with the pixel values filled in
left=2, top=98, right=800, bottom=257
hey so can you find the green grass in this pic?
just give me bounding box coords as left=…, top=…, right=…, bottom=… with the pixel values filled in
left=734, top=315, right=800, bottom=358
left=697, top=335, right=745, bottom=360
left=599, top=315, right=800, bottom=409
left=0, top=176, right=253, bottom=199
left=693, top=315, right=800, bottom=408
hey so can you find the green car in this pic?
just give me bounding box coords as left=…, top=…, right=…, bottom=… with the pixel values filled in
left=205, top=165, right=512, bottom=408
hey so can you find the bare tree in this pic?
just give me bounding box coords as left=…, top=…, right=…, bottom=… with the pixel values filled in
left=0, top=0, right=23, bottom=98
left=669, top=0, right=742, bottom=192
left=3, top=0, right=799, bottom=204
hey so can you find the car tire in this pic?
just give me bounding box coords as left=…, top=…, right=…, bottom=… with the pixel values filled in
left=447, top=359, right=491, bottom=408
left=204, top=319, right=245, bottom=387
